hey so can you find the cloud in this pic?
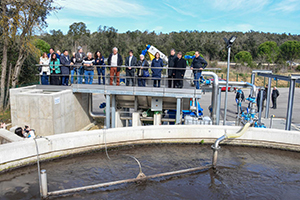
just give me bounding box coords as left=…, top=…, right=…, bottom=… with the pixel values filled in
left=272, top=0, right=300, bottom=12
left=54, top=0, right=150, bottom=18
left=164, top=3, right=197, bottom=17
left=211, top=0, right=270, bottom=12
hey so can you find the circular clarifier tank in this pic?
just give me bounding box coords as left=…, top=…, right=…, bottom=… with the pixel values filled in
left=0, top=144, right=300, bottom=199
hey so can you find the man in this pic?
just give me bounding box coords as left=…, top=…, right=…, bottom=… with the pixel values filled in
left=168, top=49, right=177, bottom=88
left=75, top=46, right=86, bottom=84
left=174, top=52, right=186, bottom=88
left=47, top=48, right=55, bottom=58
left=107, top=47, right=123, bottom=86
left=235, top=88, right=245, bottom=114
left=56, top=50, right=61, bottom=60
left=190, top=51, right=207, bottom=89
left=125, top=50, right=137, bottom=86
left=60, top=50, right=72, bottom=86
left=257, top=88, right=266, bottom=112
left=271, top=87, right=280, bottom=109
left=83, top=52, right=95, bottom=84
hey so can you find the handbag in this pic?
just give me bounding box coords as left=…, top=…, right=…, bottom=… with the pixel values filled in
left=142, top=60, right=149, bottom=77
left=143, top=69, right=150, bottom=77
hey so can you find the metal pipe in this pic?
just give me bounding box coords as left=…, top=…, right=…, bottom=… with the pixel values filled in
left=258, top=89, right=263, bottom=124
left=41, top=169, right=48, bottom=198
left=134, top=96, right=138, bottom=112
left=111, top=95, right=116, bottom=128
left=176, top=98, right=181, bottom=125
left=89, top=94, right=105, bottom=118
left=47, top=165, right=210, bottom=197
left=202, top=71, right=219, bottom=125
left=34, top=138, right=43, bottom=198
left=211, top=122, right=252, bottom=168
left=223, top=47, right=231, bottom=125
left=285, top=78, right=296, bottom=130
left=106, top=94, right=111, bottom=129
left=216, top=87, right=222, bottom=125
left=270, top=115, right=275, bottom=128
left=251, top=73, right=255, bottom=85
left=265, top=77, right=272, bottom=119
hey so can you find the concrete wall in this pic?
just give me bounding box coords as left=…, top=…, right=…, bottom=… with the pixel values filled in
left=0, top=125, right=300, bottom=172
left=10, top=86, right=92, bottom=136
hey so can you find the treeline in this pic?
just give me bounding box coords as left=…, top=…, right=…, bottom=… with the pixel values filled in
left=39, top=22, right=300, bottom=64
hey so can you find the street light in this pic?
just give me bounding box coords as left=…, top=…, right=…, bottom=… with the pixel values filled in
left=223, top=35, right=237, bottom=125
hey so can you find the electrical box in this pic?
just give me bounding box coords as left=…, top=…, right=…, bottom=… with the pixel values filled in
left=151, top=97, right=163, bottom=111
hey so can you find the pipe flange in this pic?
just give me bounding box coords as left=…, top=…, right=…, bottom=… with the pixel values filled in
left=211, top=145, right=220, bottom=150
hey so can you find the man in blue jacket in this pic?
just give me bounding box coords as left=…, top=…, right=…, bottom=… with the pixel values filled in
left=190, top=51, right=207, bottom=89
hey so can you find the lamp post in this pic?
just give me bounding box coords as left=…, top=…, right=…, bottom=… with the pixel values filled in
left=223, top=36, right=237, bottom=125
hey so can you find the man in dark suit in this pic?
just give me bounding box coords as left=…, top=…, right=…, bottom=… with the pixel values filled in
left=271, top=87, right=280, bottom=109
left=125, top=50, right=137, bottom=86
left=107, top=47, right=123, bottom=86
left=174, top=52, right=186, bottom=88
left=60, top=50, right=72, bottom=86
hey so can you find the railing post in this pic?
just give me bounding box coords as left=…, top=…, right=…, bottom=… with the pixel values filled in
left=176, top=98, right=181, bottom=125
left=285, top=77, right=296, bottom=130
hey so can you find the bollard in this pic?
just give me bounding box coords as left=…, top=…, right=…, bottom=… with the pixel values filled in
left=41, top=169, right=48, bottom=198
left=270, top=115, right=275, bottom=128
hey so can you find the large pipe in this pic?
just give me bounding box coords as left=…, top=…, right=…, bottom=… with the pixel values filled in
left=285, top=78, right=296, bottom=130
left=111, top=95, right=116, bottom=128
left=176, top=98, right=181, bottom=125
left=41, top=169, right=48, bottom=198
left=211, top=122, right=252, bottom=168
left=265, top=77, right=272, bottom=118
left=216, top=87, right=222, bottom=125
left=106, top=95, right=111, bottom=129
left=89, top=94, right=105, bottom=118
left=202, top=71, right=219, bottom=125
left=47, top=165, right=210, bottom=197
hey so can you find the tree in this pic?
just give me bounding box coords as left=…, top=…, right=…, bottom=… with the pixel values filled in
left=33, top=39, right=51, bottom=55
left=0, top=0, right=59, bottom=111
left=234, top=51, right=253, bottom=66
left=68, top=22, right=90, bottom=51
left=258, top=41, right=279, bottom=64
left=279, top=40, right=300, bottom=67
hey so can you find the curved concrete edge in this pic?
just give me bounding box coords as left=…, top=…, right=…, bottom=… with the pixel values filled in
left=0, top=129, right=24, bottom=143
left=0, top=125, right=300, bottom=172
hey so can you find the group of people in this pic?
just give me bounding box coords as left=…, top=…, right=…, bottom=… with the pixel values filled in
left=39, top=46, right=208, bottom=88
left=39, top=47, right=104, bottom=85
left=235, top=85, right=280, bottom=114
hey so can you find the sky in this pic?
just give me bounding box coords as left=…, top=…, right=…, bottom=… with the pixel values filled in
left=45, top=0, right=300, bottom=34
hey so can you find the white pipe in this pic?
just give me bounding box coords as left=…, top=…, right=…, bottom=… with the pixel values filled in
left=89, top=93, right=105, bottom=118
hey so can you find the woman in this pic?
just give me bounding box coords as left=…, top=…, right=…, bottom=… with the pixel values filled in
left=94, top=51, right=105, bottom=85
left=136, top=54, right=149, bottom=87
left=49, top=53, right=61, bottom=85
left=39, top=52, right=50, bottom=85
left=70, top=52, right=76, bottom=84
left=151, top=52, right=163, bottom=87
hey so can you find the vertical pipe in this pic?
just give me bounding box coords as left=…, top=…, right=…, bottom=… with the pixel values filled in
left=216, top=87, right=222, bottom=125
left=106, top=94, right=111, bottom=129
left=251, top=73, right=255, bottom=85
left=134, top=96, right=138, bottom=112
left=223, top=47, right=231, bottom=125
left=111, top=95, right=115, bottom=128
left=285, top=79, right=296, bottom=130
left=265, top=77, right=272, bottom=119
left=176, top=98, right=181, bottom=125
left=258, top=89, right=263, bottom=124
left=41, top=169, right=48, bottom=198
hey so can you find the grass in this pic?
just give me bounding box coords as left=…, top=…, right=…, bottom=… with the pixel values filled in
left=0, top=109, right=11, bottom=124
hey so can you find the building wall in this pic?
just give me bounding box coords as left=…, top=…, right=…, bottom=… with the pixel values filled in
left=10, top=86, right=92, bottom=136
